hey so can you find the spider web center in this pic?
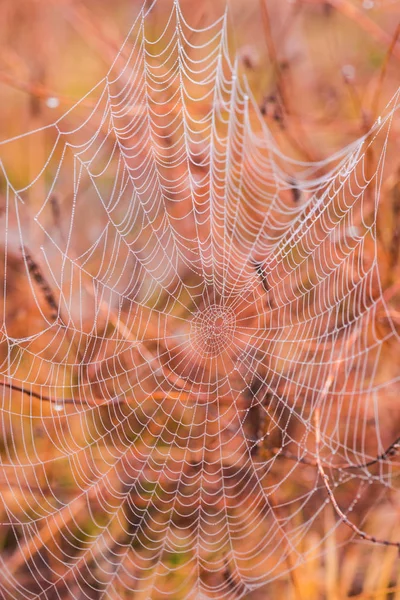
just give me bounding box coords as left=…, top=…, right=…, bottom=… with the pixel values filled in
left=190, top=304, right=236, bottom=358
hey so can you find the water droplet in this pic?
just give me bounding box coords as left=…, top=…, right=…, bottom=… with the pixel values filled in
left=46, top=97, right=60, bottom=109
left=346, top=225, right=361, bottom=239
left=342, top=64, right=355, bottom=81
left=53, top=400, right=64, bottom=412
left=363, top=0, right=374, bottom=9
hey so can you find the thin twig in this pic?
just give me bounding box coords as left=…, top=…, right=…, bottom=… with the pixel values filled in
left=314, top=406, right=400, bottom=550
left=258, top=0, right=316, bottom=161
left=23, top=247, right=60, bottom=322
left=0, top=380, right=192, bottom=409
left=299, top=0, right=400, bottom=61
left=371, top=23, right=400, bottom=119
left=275, top=434, right=400, bottom=471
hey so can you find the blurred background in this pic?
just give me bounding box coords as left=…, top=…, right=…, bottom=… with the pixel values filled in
left=1, top=0, right=399, bottom=158
left=0, top=0, right=400, bottom=599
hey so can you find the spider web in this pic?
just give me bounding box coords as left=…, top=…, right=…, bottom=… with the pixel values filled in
left=0, top=0, right=399, bottom=598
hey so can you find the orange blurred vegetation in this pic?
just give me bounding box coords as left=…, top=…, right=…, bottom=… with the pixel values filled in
left=0, top=1, right=400, bottom=599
